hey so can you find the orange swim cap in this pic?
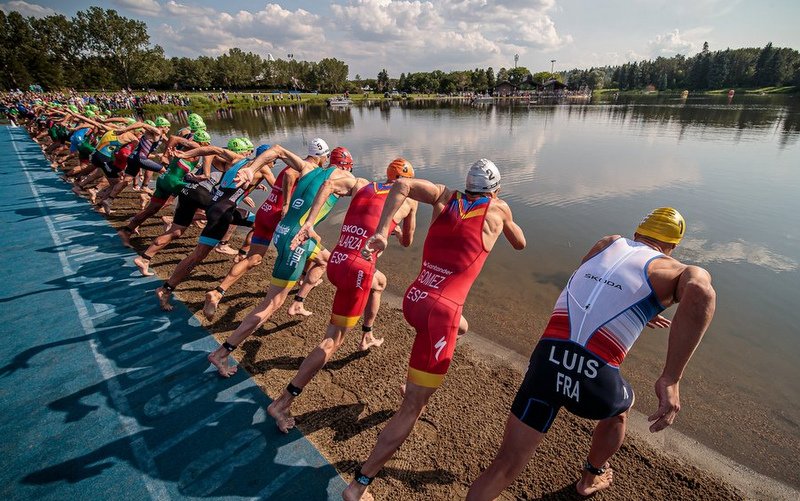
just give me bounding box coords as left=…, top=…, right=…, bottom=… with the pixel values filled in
left=387, top=157, right=414, bottom=181
left=636, top=207, right=685, bottom=244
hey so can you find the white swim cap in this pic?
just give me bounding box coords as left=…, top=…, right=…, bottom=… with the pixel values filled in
left=308, top=138, right=330, bottom=157
left=465, top=158, right=501, bottom=193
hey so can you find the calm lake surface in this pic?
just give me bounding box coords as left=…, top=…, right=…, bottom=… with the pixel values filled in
left=179, top=95, right=800, bottom=486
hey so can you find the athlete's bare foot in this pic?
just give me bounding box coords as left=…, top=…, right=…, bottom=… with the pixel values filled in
left=100, top=200, right=113, bottom=215
left=576, top=465, right=614, bottom=496
left=118, top=228, right=133, bottom=248
left=155, top=286, right=173, bottom=311
left=215, top=243, right=238, bottom=255
left=207, top=349, right=238, bottom=377
left=233, top=252, right=246, bottom=264
left=87, top=188, right=98, bottom=204
left=161, top=215, right=173, bottom=225
left=359, top=331, right=385, bottom=351
left=203, top=290, right=222, bottom=321
left=139, top=193, right=149, bottom=209
left=343, top=481, right=374, bottom=501
left=141, top=186, right=154, bottom=195
left=134, top=256, right=154, bottom=276
left=288, top=302, right=313, bottom=317
left=267, top=399, right=296, bottom=433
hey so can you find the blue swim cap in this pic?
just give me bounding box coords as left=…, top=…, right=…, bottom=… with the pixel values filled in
left=255, top=144, right=271, bottom=157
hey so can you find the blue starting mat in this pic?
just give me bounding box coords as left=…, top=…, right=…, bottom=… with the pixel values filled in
left=0, top=126, right=347, bottom=500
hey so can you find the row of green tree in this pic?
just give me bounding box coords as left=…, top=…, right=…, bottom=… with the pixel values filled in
left=0, top=7, right=349, bottom=92
left=563, top=43, right=800, bottom=91
left=2, top=7, right=798, bottom=94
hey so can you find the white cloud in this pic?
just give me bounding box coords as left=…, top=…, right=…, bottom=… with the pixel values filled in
left=105, top=0, right=571, bottom=76
left=114, top=0, right=162, bottom=17
left=0, top=0, right=56, bottom=17
left=647, top=28, right=696, bottom=57
left=327, top=0, right=571, bottom=73
left=152, top=3, right=324, bottom=60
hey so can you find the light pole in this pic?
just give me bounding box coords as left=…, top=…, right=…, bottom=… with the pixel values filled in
left=287, top=53, right=295, bottom=93
left=514, top=54, right=519, bottom=68
left=550, top=59, right=556, bottom=74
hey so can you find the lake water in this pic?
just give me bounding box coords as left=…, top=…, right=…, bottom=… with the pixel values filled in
left=177, top=95, right=800, bottom=487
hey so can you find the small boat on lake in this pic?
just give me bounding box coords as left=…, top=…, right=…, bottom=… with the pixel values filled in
left=326, top=96, right=353, bottom=107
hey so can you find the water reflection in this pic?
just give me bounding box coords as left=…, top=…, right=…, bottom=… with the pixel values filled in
left=679, top=238, right=798, bottom=273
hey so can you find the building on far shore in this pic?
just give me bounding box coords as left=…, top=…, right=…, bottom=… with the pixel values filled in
left=541, top=79, right=567, bottom=94
left=494, top=80, right=518, bottom=97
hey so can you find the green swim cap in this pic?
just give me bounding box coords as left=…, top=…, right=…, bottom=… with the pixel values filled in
left=227, top=138, right=250, bottom=153
left=188, top=113, right=203, bottom=124
left=68, top=105, right=79, bottom=113
left=124, top=117, right=136, bottom=125
left=193, top=130, right=211, bottom=143
left=144, top=119, right=156, bottom=127
left=240, top=137, right=254, bottom=150
left=84, top=109, right=96, bottom=118
left=155, top=117, right=171, bottom=128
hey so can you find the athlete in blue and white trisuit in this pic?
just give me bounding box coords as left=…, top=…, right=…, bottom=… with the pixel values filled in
left=155, top=142, right=276, bottom=311
left=467, top=208, right=717, bottom=500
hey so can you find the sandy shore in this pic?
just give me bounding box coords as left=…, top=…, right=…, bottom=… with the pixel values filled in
left=50, top=185, right=759, bottom=501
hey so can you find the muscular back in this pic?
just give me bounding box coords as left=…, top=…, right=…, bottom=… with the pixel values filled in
left=432, top=187, right=521, bottom=252
left=585, top=235, right=706, bottom=309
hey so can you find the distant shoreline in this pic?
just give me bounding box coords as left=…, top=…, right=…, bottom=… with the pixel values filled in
left=122, top=86, right=797, bottom=114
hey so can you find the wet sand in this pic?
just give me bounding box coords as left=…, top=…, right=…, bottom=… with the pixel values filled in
left=65, top=187, right=762, bottom=501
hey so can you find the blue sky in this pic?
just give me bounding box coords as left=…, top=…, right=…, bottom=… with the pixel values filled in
left=2, top=0, right=798, bottom=78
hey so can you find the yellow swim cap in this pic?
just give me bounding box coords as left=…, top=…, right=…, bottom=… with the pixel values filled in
left=636, top=207, right=685, bottom=244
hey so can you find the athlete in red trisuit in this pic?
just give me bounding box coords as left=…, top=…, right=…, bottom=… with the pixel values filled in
left=343, top=158, right=526, bottom=501
left=267, top=158, right=418, bottom=433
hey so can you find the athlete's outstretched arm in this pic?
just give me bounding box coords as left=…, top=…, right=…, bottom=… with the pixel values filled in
left=277, top=146, right=313, bottom=174
left=102, top=117, right=131, bottom=124
left=648, top=265, right=715, bottom=433
left=501, top=204, right=526, bottom=250
left=291, top=172, right=360, bottom=249
left=256, top=163, right=277, bottom=187
left=174, top=145, right=226, bottom=159
left=69, top=114, right=111, bottom=131
left=364, top=179, right=445, bottom=258
left=234, top=145, right=287, bottom=187
left=377, top=178, right=443, bottom=237
left=281, top=169, right=299, bottom=217
left=165, top=135, right=199, bottom=152
left=396, top=200, right=417, bottom=247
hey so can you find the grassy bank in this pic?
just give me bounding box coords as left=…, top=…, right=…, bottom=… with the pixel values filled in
left=595, top=86, right=798, bottom=96
left=137, top=91, right=441, bottom=114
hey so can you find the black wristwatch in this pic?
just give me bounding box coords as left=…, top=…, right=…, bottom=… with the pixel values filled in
left=355, top=471, right=373, bottom=486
